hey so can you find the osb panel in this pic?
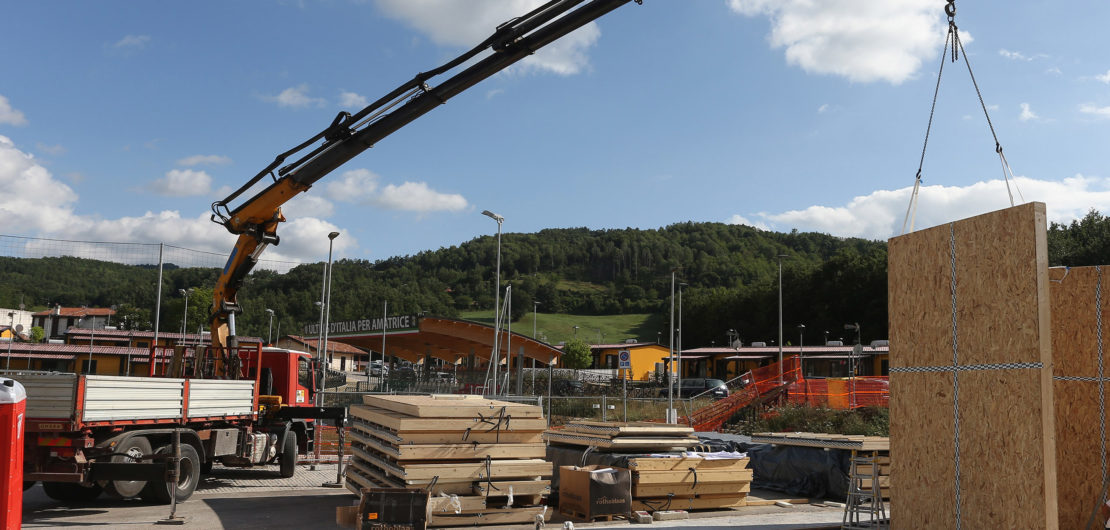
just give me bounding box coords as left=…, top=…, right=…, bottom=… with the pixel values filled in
left=1053, top=381, right=1103, bottom=529
left=958, top=369, right=1051, bottom=529
left=888, top=203, right=1057, bottom=530
left=888, top=219, right=952, bottom=368
left=1050, top=266, right=1101, bottom=375
left=954, top=204, right=1049, bottom=366
left=1050, top=265, right=1110, bottom=529
left=889, top=371, right=957, bottom=528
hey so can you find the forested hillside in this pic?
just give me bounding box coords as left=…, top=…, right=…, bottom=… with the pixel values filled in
left=2, top=210, right=1106, bottom=348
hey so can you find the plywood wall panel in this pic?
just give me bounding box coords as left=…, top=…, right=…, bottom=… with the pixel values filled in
left=1050, top=265, right=1110, bottom=529
left=888, top=202, right=1057, bottom=530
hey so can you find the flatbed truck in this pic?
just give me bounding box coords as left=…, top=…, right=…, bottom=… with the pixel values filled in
left=12, top=345, right=343, bottom=503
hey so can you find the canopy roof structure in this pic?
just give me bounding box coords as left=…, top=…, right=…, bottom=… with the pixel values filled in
left=330, top=316, right=561, bottom=366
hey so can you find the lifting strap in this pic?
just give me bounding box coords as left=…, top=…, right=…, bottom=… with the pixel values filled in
left=902, top=0, right=1024, bottom=235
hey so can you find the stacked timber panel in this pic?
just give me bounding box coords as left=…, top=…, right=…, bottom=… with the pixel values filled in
left=888, top=203, right=1058, bottom=529
left=628, top=456, right=752, bottom=511
left=1050, top=265, right=1110, bottom=529
left=345, top=395, right=552, bottom=527
left=543, top=421, right=698, bottom=451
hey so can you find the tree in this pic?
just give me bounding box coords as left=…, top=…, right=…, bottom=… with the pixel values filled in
left=30, top=326, right=45, bottom=343
left=561, top=338, right=593, bottom=370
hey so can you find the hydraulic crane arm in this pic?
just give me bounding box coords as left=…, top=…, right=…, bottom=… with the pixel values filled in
left=207, top=0, right=640, bottom=376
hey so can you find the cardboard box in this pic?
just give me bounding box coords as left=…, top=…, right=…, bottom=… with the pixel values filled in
left=559, top=465, right=632, bottom=519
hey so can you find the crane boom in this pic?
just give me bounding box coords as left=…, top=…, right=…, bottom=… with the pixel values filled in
left=207, top=0, right=640, bottom=376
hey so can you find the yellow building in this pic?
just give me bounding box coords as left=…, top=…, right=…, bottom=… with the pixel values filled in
left=588, top=342, right=672, bottom=381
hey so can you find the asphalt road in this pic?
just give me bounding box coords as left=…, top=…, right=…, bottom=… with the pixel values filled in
left=20, top=463, right=855, bottom=529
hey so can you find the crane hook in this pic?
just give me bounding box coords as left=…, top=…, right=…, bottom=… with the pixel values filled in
left=945, top=0, right=956, bottom=22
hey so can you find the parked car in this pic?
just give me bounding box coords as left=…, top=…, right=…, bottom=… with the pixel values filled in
left=659, top=378, right=729, bottom=399
left=370, top=360, right=388, bottom=376
left=553, top=379, right=585, bottom=396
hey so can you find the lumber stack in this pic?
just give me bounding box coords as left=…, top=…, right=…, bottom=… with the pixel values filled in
left=543, top=421, right=698, bottom=451
left=344, top=394, right=552, bottom=527
left=628, top=455, right=753, bottom=511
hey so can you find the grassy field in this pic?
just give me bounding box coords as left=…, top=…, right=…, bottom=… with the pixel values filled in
left=457, top=310, right=664, bottom=345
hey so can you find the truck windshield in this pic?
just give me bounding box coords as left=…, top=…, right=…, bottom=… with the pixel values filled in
left=297, top=357, right=312, bottom=390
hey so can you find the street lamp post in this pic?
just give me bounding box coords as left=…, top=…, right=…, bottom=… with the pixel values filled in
left=776, top=253, right=788, bottom=384
left=797, top=323, right=806, bottom=376
left=482, top=210, right=504, bottom=395
left=667, top=270, right=676, bottom=424
left=315, top=231, right=339, bottom=469
left=265, top=308, right=275, bottom=345
left=678, top=282, right=686, bottom=393
left=6, top=311, right=14, bottom=371
left=178, top=288, right=193, bottom=337
left=532, top=301, right=540, bottom=395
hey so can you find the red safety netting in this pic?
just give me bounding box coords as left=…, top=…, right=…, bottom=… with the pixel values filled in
left=678, top=355, right=802, bottom=432
left=786, top=376, right=889, bottom=409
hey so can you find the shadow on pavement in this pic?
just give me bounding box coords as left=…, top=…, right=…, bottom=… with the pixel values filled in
left=202, top=493, right=353, bottom=529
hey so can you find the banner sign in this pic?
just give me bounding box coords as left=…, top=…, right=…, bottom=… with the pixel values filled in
left=303, top=314, right=420, bottom=337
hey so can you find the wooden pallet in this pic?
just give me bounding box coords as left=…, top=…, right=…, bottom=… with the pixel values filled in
left=558, top=508, right=629, bottom=522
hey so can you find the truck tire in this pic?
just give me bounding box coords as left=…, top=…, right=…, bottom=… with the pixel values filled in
left=42, top=481, right=103, bottom=502
left=104, top=436, right=152, bottom=498
left=141, top=443, right=200, bottom=504
left=278, top=434, right=297, bottom=478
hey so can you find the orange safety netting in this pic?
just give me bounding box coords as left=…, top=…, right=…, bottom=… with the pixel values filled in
left=786, top=376, right=890, bottom=409
left=678, top=355, right=802, bottom=432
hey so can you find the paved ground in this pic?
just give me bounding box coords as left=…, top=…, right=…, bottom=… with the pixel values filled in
left=21, top=464, right=860, bottom=529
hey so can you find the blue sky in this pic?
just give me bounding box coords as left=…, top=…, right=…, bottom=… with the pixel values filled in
left=2, top=0, right=1109, bottom=267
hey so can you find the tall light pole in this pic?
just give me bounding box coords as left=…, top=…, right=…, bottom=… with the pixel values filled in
left=315, top=231, right=339, bottom=469
left=777, top=253, right=785, bottom=382
left=797, top=323, right=806, bottom=377
left=533, top=301, right=540, bottom=394
left=265, top=308, right=275, bottom=345
left=321, top=231, right=340, bottom=381
left=178, top=288, right=193, bottom=337
left=667, top=269, right=676, bottom=423
left=482, top=210, right=504, bottom=394
left=572, top=325, right=579, bottom=339
left=678, top=282, right=686, bottom=390
left=6, top=311, right=14, bottom=371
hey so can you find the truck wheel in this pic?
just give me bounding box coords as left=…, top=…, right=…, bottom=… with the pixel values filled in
left=141, top=443, right=200, bottom=504
left=104, top=436, right=152, bottom=498
left=278, top=434, right=297, bottom=478
left=42, top=481, right=103, bottom=502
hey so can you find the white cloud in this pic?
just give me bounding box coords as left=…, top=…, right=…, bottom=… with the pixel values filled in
left=740, top=175, right=1110, bottom=240
left=728, top=0, right=950, bottom=84
left=282, top=194, right=335, bottom=219
left=0, top=95, right=27, bottom=126
left=0, top=134, right=351, bottom=268
left=0, top=135, right=79, bottom=233
left=817, top=104, right=829, bottom=114
left=149, top=169, right=213, bottom=196
left=266, top=85, right=326, bottom=108
left=338, top=91, right=368, bottom=109
left=999, top=49, right=1031, bottom=61
left=375, top=181, right=468, bottom=212
left=1096, top=70, right=1110, bottom=84
left=1019, top=103, right=1038, bottom=122
left=177, top=154, right=231, bottom=166
left=374, top=0, right=602, bottom=76
left=1045, top=66, right=1062, bottom=76
left=113, top=35, right=151, bottom=50
left=323, top=168, right=467, bottom=213
left=486, top=89, right=505, bottom=100
left=725, top=214, right=768, bottom=230
left=325, top=169, right=380, bottom=203
left=1080, top=104, right=1110, bottom=119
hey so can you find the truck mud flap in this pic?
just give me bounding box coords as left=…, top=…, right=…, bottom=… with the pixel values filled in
left=88, top=462, right=168, bottom=482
